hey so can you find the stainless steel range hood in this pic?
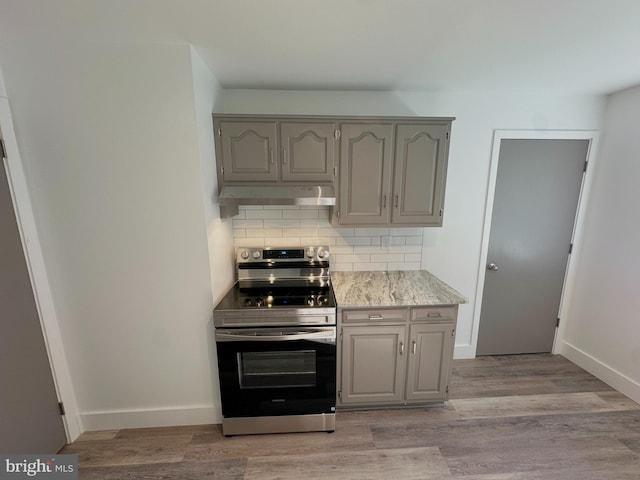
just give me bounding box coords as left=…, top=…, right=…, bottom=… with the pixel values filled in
left=218, top=185, right=336, bottom=218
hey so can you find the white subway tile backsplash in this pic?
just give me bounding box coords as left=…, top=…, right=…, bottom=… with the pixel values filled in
left=232, top=207, right=424, bottom=271
left=245, top=209, right=284, bottom=219
left=354, top=227, right=389, bottom=236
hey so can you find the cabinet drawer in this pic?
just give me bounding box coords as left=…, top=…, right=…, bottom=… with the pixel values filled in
left=342, top=308, right=408, bottom=324
left=411, top=306, right=456, bottom=323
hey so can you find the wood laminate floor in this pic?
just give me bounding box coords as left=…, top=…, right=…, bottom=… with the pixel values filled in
left=62, top=354, right=640, bottom=479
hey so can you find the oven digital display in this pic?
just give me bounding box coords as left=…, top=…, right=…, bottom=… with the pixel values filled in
left=263, top=249, right=304, bottom=259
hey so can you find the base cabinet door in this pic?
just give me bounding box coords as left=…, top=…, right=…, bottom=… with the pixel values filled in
left=405, top=323, right=455, bottom=402
left=340, top=326, right=405, bottom=405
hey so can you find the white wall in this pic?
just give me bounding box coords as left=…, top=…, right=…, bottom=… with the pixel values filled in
left=222, top=89, right=605, bottom=358
left=560, top=85, right=640, bottom=403
left=1, top=43, right=221, bottom=430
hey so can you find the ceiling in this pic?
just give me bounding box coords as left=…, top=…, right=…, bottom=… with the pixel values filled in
left=1, top=0, right=640, bottom=95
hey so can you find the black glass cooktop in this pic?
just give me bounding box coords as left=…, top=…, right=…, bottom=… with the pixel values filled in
left=215, top=282, right=336, bottom=311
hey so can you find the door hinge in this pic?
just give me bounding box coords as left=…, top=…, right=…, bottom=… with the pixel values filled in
left=583, top=161, right=588, bottom=173
left=556, top=317, right=560, bottom=328
left=569, top=243, right=573, bottom=254
left=58, top=402, right=65, bottom=416
left=217, top=128, right=222, bottom=137
left=0, top=137, right=7, bottom=159
left=334, top=129, right=341, bottom=140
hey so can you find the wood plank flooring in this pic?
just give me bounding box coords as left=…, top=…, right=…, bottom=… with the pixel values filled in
left=62, top=354, right=640, bottom=479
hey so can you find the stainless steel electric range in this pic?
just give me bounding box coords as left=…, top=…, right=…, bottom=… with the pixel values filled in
left=213, top=246, right=336, bottom=436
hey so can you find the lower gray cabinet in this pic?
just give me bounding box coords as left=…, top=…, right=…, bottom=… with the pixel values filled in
left=405, top=323, right=455, bottom=402
left=338, top=306, right=457, bottom=408
left=340, top=325, right=405, bottom=405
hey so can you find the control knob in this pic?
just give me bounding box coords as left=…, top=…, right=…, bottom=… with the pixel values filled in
left=316, top=248, right=328, bottom=259
left=306, top=247, right=315, bottom=258
left=252, top=250, right=261, bottom=259
left=240, top=249, right=250, bottom=260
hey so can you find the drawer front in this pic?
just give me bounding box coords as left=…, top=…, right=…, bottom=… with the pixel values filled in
left=342, top=308, right=408, bottom=324
left=411, top=306, right=456, bottom=323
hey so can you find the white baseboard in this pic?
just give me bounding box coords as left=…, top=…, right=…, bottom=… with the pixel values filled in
left=454, top=344, right=476, bottom=359
left=81, top=405, right=222, bottom=432
left=560, top=341, right=640, bottom=404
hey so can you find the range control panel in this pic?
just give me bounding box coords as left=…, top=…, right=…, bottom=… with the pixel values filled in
left=236, top=246, right=330, bottom=263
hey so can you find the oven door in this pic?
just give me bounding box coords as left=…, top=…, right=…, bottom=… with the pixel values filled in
left=215, top=326, right=336, bottom=418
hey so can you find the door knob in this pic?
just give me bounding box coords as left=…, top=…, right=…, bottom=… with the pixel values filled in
left=487, top=263, right=499, bottom=271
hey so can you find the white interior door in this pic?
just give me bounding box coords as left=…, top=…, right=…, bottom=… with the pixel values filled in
left=477, top=139, right=589, bottom=355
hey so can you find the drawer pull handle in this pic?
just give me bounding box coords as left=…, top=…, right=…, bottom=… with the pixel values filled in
left=368, top=314, right=383, bottom=320
left=412, top=340, right=417, bottom=354
left=399, top=342, right=404, bottom=356
left=427, top=313, right=442, bottom=318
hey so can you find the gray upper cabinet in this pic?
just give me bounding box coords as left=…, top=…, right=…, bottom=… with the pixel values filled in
left=338, top=123, right=394, bottom=225
left=280, top=122, right=336, bottom=182
left=214, top=116, right=337, bottom=184
left=392, top=124, right=449, bottom=226
left=334, top=119, right=452, bottom=227
left=218, top=120, right=278, bottom=182
left=213, top=114, right=453, bottom=226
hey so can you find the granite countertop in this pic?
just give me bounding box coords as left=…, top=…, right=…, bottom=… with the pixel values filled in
left=331, top=270, right=467, bottom=308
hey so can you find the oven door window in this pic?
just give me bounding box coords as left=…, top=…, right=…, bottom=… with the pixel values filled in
left=238, top=350, right=316, bottom=389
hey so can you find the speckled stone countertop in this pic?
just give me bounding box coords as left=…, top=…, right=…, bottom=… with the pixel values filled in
left=331, top=270, right=467, bottom=308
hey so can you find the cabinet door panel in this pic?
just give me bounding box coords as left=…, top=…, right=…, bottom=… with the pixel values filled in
left=392, top=124, right=449, bottom=225
left=220, top=121, right=278, bottom=181
left=338, top=124, right=393, bottom=225
left=341, top=326, right=405, bottom=404
left=405, top=323, right=454, bottom=402
left=281, top=122, right=335, bottom=182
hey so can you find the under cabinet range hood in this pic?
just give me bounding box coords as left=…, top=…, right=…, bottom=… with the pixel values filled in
left=218, top=185, right=336, bottom=218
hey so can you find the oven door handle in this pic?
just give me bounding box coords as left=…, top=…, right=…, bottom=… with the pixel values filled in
left=216, top=328, right=335, bottom=342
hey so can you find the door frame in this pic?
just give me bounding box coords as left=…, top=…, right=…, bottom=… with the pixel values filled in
left=470, top=130, right=600, bottom=356
left=0, top=98, right=82, bottom=441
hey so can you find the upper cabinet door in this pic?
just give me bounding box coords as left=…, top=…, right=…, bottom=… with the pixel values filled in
left=280, top=122, right=336, bottom=182
left=219, top=121, right=278, bottom=182
left=338, top=123, right=393, bottom=225
left=392, top=124, right=450, bottom=226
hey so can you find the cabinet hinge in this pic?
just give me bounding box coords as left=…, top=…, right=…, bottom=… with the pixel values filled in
left=336, top=210, right=340, bottom=218
left=446, top=385, right=450, bottom=394
left=439, top=209, right=443, bottom=217
left=569, top=243, right=573, bottom=254
left=333, top=166, right=337, bottom=176
left=217, top=128, right=222, bottom=137
left=0, top=137, right=7, bottom=159
left=583, top=161, right=588, bottom=173
left=339, top=328, right=343, bottom=338
left=220, top=165, right=224, bottom=175
left=58, top=402, right=65, bottom=416
left=338, top=390, right=342, bottom=400
left=334, top=129, right=341, bottom=140
left=446, top=131, right=450, bottom=140
left=556, top=317, right=560, bottom=328
left=452, top=329, right=455, bottom=337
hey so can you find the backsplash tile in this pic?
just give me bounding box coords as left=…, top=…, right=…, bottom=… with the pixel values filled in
left=231, top=206, right=424, bottom=271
